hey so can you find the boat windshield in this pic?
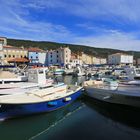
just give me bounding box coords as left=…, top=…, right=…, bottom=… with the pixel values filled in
left=136, top=69, right=140, bottom=74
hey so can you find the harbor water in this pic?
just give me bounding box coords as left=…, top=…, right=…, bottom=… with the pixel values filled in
left=0, top=76, right=140, bottom=140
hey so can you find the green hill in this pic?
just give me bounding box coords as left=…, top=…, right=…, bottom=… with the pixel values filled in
left=7, top=38, right=140, bottom=59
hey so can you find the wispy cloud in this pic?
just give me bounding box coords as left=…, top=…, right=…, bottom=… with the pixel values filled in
left=74, top=30, right=140, bottom=51
left=0, top=0, right=140, bottom=51
left=19, top=0, right=140, bottom=22
left=0, top=0, right=73, bottom=42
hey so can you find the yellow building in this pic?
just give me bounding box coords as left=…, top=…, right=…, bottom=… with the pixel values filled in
left=93, top=57, right=107, bottom=64
left=3, top=45, right=28, bottom=62
left=81, top=52, right=93, bottom=64
left=72, top=52, right=93, bottom=64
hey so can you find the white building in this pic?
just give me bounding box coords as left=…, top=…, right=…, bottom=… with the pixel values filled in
left=47, top=47, right=71, bottom=66
left=70, top=59, right=83, bottom=67
left=38, top=51, right=47, bottom=66
left=28, top=48, right=47, bottom=66
left=108, top=53, right=133, bottom=65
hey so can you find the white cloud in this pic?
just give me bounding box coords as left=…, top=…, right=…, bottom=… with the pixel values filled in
left=74, top=31, right=140, bottom=51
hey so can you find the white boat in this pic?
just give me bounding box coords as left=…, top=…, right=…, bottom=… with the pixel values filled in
left=0, top=68, right=54, bottom=94
left=119, top=80, right=140, bottom=85
left=83, top=78, right=140, bottom=108
left=117, top=67, right=140, bottom=80
left=113, top=67, right=140, bottom=80
left=73, top=66, right=85, bottom=76
left=0, top=71, right=28, bottom=83
left=64, top=69, right=74, bottom=75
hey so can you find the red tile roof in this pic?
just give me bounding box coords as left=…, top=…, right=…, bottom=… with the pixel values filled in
left=7, top=58, right=29, bottom=63
left=28, top=47, right=44, bottom=52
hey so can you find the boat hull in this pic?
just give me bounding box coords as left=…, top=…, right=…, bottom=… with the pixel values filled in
left=84, top=86, right=140, bottom=108
left=0, top=89, right=82, bottom=120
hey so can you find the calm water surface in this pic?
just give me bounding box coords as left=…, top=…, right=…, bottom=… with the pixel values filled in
left=0, top=76, right=140, bottom=140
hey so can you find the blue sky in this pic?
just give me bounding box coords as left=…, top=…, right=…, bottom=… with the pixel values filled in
left=0, top=0, right=140, bottom=51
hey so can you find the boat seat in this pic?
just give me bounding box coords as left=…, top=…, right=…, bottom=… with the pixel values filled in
left=84, top=80, right=103, bottom=86
left=93, top=80, right=103, bottom=85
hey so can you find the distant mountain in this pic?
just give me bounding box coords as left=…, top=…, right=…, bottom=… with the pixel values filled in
left=7, top=38, right=140, bottom=59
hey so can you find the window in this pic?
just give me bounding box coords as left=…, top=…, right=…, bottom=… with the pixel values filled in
left=36, top=56, right=38, bottom=59
left=4, top=55, right=7, bottom=58
left=21, top=55, right=23, bottom=58
left=57, top=51, right=58, bottom=53
left=36, top=52, right=38, bottom=54
left=13, top=55, right=15, bottom=58
left=51, top=59, right=52, bottom=62
left=51, top=55, right=52, bottom=58
left=9, top=55, right=11, bottom=58
left=57, top=55, right=59, bottom=58
left=38, top=70, right=43, bottom=74
left=31, top=56, right=33, bottom=59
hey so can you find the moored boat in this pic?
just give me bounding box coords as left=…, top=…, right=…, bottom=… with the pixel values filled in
left=83, top=78, right=140, bottom=108
left=73, top=66, right=85, bottom=77
left=0, top=83, right=82, bottom=120
left=0, top=67, right=53, bottom=93
left=0, top=70, right=28, bottom=83
left=64, top=69, right=74, bottom=75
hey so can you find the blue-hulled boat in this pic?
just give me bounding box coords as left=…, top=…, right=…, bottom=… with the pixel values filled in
left=0, top=83, right=82, bottom=120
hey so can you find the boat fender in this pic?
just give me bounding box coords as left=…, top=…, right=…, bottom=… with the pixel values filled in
left=48, top=101, right=57, bottom=106
left=63, top=97, right=72, bottom=102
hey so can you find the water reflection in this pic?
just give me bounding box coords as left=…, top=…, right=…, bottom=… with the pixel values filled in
left=0, top=100, right=83, bottom=140
left=84, top=96, right=140, bottom=130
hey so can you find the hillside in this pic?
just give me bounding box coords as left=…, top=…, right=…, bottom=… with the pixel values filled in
left=7, top=38, right=140, bottom=59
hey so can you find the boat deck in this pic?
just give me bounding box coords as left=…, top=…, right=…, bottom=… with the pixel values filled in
left=116, top=84, right=140, bottom=97
left=0, top=85, right=81, bottom=104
